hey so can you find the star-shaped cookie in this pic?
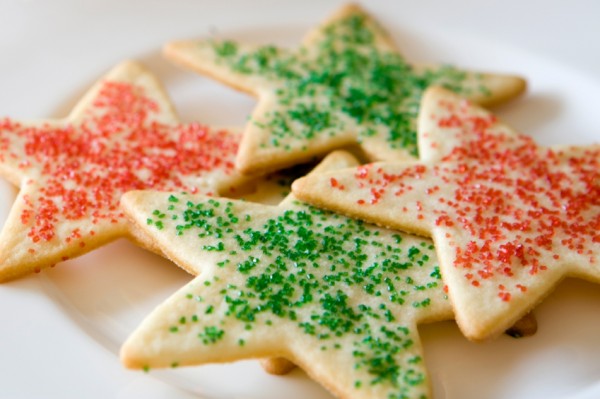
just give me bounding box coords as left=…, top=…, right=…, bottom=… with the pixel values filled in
left=0, top=61, right=250, bottom=281
left=164, top=3, right=526, bottom=175
left=292, top=86, right=600, bottom=341
left=119, top=157, right=453, bottom=399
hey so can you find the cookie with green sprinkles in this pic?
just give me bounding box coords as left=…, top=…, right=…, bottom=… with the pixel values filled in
left=0, top=60, right=252, bottom=281
left=163, top=3, right=526, bottom=175
left=119, top=185, right=454, bottom=399
left=292, top=87, right=600, bottom=341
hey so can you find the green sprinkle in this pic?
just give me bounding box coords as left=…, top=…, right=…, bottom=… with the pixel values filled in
left=203, top=242, right=225, bottom=251
left=198, top=326, right=225, bottom=345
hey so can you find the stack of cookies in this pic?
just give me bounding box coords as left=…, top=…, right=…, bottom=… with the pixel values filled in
left=0, top=4, right=597, bottom=399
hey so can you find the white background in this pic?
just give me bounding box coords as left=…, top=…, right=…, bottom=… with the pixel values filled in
left=0, top=1, right=599, bottom=398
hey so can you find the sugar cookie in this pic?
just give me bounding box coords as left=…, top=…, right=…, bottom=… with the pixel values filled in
left=119, top=155, right=454, bottom=399
left=164, top=4, right=526, bottom=175
left=0, top=61, right=249, bottom=281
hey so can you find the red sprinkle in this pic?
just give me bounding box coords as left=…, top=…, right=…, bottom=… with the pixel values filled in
left=0, top=81, right=240, bottom=246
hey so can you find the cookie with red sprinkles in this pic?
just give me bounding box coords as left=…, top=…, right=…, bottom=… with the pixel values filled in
left=163, top=3, right=526, bottom=176
left=119, top=151, right=454, bottom=399
left=0, top=60, right=251, bottom=281
left=292, top=86, right=599, bottom=341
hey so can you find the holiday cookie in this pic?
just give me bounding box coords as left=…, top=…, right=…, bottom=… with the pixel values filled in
left=292, top=86, right=600, bottom=341
left=0, top=61, right=250, bottom=281
left=164, top=3, right=526, bottom=175
left=119, top=168, right=454, bottom=399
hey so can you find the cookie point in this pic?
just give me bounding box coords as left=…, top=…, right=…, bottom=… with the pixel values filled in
left=290, top=177, right=305, bottom=193
left=119, top=191, right=140, bottom=207
left=119, top=343, right=142, bottom=370
left=108, top=59, right=149, bottom=79
left=339, top=2, right=367, bottom=14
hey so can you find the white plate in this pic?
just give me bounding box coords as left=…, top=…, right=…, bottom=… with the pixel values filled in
left=1, top=1, right=599, bottom=398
